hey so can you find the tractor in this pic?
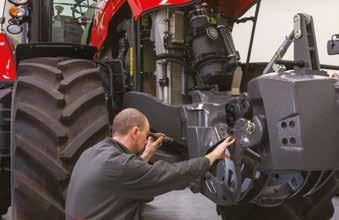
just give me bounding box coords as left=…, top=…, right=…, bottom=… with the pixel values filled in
left=0, top=0, right=339, bottom=219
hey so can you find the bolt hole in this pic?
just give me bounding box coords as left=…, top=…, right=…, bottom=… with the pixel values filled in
left=282, top=138, right=288, bottom=145
left=289, top=121, right=295, bottom=128
left=281, top=122, right=287, bottom=128
left=290, top=137, right=296, bottom=144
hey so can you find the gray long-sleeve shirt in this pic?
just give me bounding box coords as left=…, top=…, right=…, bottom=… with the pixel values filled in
left=65, top=137, right=210, bottom=220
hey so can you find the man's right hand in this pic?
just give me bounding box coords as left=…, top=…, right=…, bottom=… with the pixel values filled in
left=141, top=135, right=164, bottom=162
left=329, top=72, right=339, bottom=79
left=205, top=137, right=235, bottom=166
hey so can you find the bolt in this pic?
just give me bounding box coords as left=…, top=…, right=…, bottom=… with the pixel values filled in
left=295, top=30, right=301, bottom=36
left=294, top=15, right=300, bottom=22
left=246, top=121, right=255, bottom=134
left=219, top=127, right=226, bottom=136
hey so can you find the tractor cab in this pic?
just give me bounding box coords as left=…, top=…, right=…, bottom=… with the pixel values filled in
left=51, top=0, right=99, bottom=44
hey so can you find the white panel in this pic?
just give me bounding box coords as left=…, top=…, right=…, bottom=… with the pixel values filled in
left=233, top=0, right=339, bottom=65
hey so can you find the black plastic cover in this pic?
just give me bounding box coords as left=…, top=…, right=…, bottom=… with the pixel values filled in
left=16, top=43, right=97, bottom=63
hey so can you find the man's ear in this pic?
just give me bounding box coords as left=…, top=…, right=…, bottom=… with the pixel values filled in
left=130, top=127, right=139, bottom=140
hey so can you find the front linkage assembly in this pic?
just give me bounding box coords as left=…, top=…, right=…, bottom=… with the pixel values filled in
left=125, top=13, right=339, bottom=208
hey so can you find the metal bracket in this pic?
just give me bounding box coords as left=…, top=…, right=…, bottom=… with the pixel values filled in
left=264, top=13, right=322, bottom=75
left=293, top=13, right=321, bottom=72
left=327, top=34, right=339, bottom=55
left=293, top=14, right=302, bottom=39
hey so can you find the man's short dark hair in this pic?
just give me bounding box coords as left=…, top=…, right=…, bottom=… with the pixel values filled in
left=112, top=108, right=147, bottom=136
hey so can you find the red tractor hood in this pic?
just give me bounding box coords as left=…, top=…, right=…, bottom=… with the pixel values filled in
left=129, top=0, right=256, bottom=19
left=213, top=0, right=256, bottom=18
left=91, top=0, right=255, bottom=50
left=128, top=0, right=194, bottom=19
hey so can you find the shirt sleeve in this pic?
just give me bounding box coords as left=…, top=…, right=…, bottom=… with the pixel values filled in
left=105, top=154, right=210, bottom=199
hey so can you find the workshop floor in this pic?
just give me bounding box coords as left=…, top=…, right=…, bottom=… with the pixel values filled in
left=145, top=188, right=339, bottom=220
left=2, top=189, right=339, bottom=220
left=144, top=188, right=219, bottom=220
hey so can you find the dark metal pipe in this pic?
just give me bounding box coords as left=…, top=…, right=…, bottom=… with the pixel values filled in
left=262, top=31, right=294, bottom=75
left=275, top=60, right=304, bottom=68
left=136, top=19, right=143, bottom=92
left=148, top=132, right=174, bottom=144
left=320, top=64, right=339, bottom=71
left=244, top=0, right=261, bottom=76
left=272, top=60, right=339, bottom=71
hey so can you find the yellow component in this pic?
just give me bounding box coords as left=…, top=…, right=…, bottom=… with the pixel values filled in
left=9, top=6, right=19, bottom=17
left=275, top=52, right=281, bottom=59
left=141, top=16, right=149, bottom=27
left=208, top=17, right=217, bottom=25
left=129, top=47, right=134, bottom=77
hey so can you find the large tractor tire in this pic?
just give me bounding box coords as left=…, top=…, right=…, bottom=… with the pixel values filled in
left=219, top=174, right=337, bottom=220
left=0, top=87, right=12, bottom=215
left=11, top=57, right=110, bottom=220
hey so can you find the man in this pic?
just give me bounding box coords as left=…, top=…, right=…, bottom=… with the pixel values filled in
left=65, top=108, right=235, bottom=220
left=52, top=5, right=65, bottom=42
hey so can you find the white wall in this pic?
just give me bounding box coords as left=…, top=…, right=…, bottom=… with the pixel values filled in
left=2, top=0, right=338, bottom=65
left=233, top=0, right=339, bottom=65
left=0, top=0, right=6, bottom=20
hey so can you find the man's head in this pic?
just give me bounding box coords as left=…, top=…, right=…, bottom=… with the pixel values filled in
left=112, top=108, right=150, bottom=154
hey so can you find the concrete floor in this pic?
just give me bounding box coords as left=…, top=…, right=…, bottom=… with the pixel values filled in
left=145, top=188, right=339, bottom=220
left=2, top=189, right=339, bottom=220
left=144, top=188, right=220, bottom=220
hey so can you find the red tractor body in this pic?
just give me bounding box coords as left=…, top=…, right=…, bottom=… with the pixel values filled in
left=1, top=1, right=339, bottom=220
left=0, top=33, right=16, bottom=81
left=91, top=0, right=255, bottom=49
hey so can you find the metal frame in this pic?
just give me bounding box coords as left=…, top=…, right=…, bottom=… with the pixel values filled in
left=28, top=0, right=52, bottom=42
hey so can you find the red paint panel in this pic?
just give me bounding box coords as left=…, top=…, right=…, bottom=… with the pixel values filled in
left=91, top=0, right=193, bottom=49
left=91, top=0, right=127, bottom=50
left=0, top=33, right=16, bottom=81
left=91, top=0, right=255, bottom=50
left=214, top=0, right=255, bottom=18
left=127, top=0, right=192, bottom=20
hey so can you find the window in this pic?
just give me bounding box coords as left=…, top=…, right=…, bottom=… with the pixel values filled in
left=51, top=0, right=99, bottom=44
